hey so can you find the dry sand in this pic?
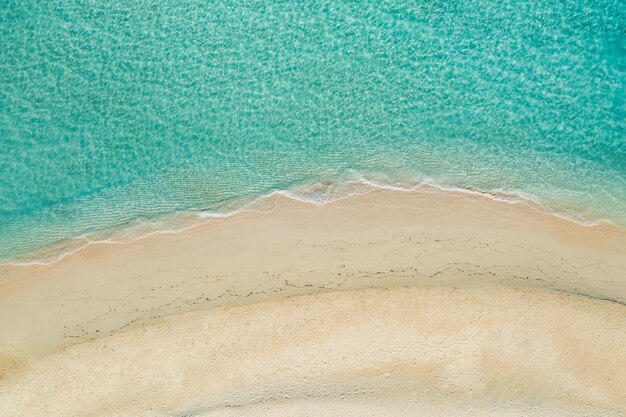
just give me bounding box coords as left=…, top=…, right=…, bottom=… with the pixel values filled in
left=0, top=187, right=624, bottom=416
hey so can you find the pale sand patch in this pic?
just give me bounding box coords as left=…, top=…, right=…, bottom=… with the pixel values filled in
left=0, top=188, right=624, bottom=416
left=0, top=287, right=624, bottom=416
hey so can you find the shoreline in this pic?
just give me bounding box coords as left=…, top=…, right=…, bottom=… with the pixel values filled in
left=1, top=187, right=624, bottom=353
left=1, top=179, right=622, bottom=268
left=1, top=187, right=625, bottom=416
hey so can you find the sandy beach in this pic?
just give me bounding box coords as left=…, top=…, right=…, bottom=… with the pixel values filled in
left=0, top=187, right=625, bottom=416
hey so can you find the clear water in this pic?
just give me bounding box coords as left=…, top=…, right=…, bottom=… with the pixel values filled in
left=1, top=0, right=625, bottom=261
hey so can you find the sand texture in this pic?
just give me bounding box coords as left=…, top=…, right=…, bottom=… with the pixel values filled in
left=0, top=188, right=625, bottom=416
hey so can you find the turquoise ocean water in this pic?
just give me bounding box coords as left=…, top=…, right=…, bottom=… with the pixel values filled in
left=1, top=0, right=625, bottom=261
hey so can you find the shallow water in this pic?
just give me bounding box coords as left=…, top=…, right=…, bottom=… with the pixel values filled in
left=1, top=0, right=624, bottom=260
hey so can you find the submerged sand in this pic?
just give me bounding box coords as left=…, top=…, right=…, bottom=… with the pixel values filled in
left=0, top=187, right=625, bottom=416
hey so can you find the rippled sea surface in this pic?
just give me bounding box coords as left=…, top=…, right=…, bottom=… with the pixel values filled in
left=1, top=0, right=625, bottom=260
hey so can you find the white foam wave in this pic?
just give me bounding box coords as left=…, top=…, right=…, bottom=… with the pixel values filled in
left=0, top=176, right=611, bottom=268
left=197, top=210, right=234, bottom=218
